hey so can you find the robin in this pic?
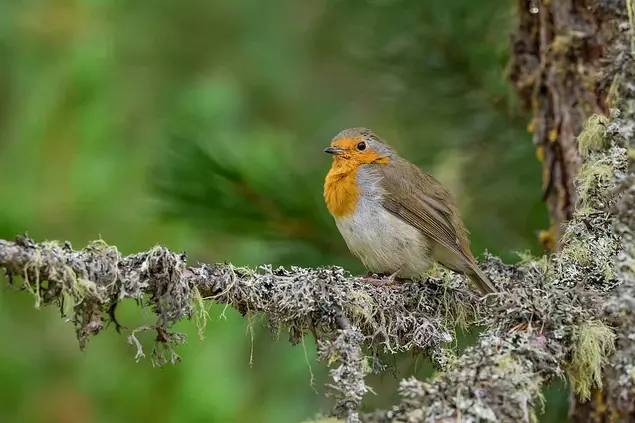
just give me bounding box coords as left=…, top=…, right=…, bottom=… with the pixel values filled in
left=323, top=127, right=496, bottom=295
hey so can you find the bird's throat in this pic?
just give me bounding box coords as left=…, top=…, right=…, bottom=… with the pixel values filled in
left=324, top=160, right=360, bottom=218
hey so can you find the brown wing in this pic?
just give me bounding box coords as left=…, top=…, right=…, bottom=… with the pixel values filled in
left=376, top=158, right=471, bottom=263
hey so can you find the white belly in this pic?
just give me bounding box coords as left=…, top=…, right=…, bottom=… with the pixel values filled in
left=334, top=197, right=432, bottom=279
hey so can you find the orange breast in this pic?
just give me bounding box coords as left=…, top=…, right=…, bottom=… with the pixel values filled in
left=323, top=160, right=360, bottom=218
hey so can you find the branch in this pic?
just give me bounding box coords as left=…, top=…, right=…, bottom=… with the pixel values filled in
left=0, top=235, right=480, bottom=422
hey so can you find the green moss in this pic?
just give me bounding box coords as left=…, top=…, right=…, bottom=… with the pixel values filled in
left=442, top=289, right=476, bottom=332
left=22, top=250, right=42, bottom=308
left=628, top=247, right=635, bottom=275
left=40, top=240, right=65, bottom=250
left=494, top=353, right=545, bottom=422
left=576, top=161, right=613, bottom=201
left=568, top=321, right=616, bottom=400
left=20, top=241, right=114, bottom=321
left=83, top=238, right=115, bottom=253
left=344, top=290, right=376, bottom=327
left=301, top=335, right=316, bottom=390
left=561, top=237, right=592, bottom=265
left=495, top=353, right=516, bottom=371
left=578, top=114, right=609, bottom=158
left=210, top=262, right=244, bottom=304
left=516, top=250, right=550, bottom=275
left=515, top=250, right=536, bottom=263
left=191, top=286, right=210, bottom=341
left=530, top=386, right=546, bottom=423
left=427, top=263, right=450, bottom=279
left=429, top=265, right=474, bottom=331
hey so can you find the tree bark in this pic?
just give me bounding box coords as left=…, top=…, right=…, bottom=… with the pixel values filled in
left=508, top=0, right=612, bottom=251
left=510, top=0, right=635, bottom=420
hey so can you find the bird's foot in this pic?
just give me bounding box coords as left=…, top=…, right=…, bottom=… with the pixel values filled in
left=366, top=277, right=391, bottom=287
left=360, top=271, right=387, bottom=286
left=363, top=269, right=404, bottom=287
left=385, top=270, right=401, bottom=286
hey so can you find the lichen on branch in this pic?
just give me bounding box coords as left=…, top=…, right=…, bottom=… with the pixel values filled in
left=0, top=233, right=482, bottom=421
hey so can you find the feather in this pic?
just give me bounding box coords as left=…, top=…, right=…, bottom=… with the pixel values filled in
left=376, top=158, right=496, bottom=294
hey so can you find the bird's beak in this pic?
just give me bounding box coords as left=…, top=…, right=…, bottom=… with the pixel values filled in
left=324, top=146, right=345, bottom=155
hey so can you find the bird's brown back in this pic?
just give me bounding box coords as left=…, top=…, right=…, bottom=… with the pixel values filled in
left=374, top=156, right=475, bottom=263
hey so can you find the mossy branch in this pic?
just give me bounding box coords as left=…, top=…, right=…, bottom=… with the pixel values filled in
left=0, top=234, right=482, bottom=422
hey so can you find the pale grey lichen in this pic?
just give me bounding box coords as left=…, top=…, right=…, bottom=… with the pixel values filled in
left=0, top=236, right=479, bottom=422
left=319, top=327, right=370, bottom=423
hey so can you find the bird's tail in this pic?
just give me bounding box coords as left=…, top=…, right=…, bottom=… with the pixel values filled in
left=465, top=262, right=497, bottom=295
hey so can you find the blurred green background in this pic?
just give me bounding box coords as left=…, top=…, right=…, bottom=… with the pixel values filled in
left=0, top=0, right=570, bottom=422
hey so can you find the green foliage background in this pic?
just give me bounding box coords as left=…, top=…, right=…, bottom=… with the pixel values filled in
left=0, top=0, right=569, bottom=422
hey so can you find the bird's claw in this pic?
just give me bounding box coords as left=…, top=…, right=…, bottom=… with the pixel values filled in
left=366, top=278, right=392, bottom=287
left=362, top=270, right=403, bottom=287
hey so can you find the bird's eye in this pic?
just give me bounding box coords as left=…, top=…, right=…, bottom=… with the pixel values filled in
left=356, top=141, right=366, bottom=151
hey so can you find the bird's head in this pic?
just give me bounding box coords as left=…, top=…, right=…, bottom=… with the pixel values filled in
left=324, top=127, right=395, bottom=165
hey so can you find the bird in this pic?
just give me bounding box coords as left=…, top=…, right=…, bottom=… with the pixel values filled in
left=322, top=127, right=496, bottom=296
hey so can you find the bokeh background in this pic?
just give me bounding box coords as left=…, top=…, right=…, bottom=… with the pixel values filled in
left=0, top=0, right=571, bottom=422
